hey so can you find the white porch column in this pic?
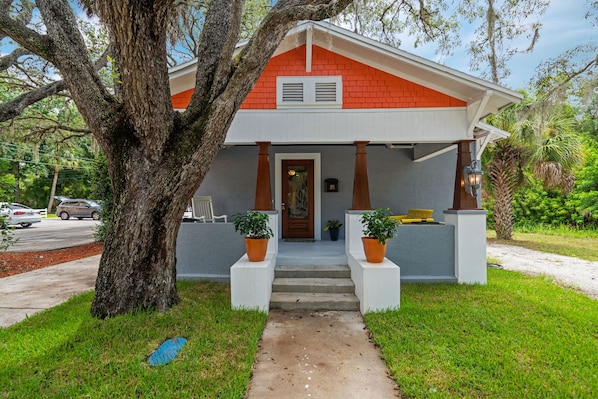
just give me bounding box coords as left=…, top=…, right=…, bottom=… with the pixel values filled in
left=444, top=209, right=487, bottom=284
left=345, top=210, right=365, bottom=253
left=265, top=211, right=279, bottom=255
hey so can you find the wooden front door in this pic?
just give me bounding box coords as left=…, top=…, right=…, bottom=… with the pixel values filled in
left=282, top=159, right=314, bottom=238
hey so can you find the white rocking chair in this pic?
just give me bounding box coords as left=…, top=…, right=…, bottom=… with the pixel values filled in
left=191, top=196, right=228, bottom=223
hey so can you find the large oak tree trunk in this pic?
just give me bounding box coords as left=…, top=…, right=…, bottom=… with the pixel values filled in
left=90, top=126, right=217, bottom=317
left=1, top=0, right=354, bottom=319
left=92, top=194, right=181, bottom=317
left=92, top=206, right=182, bottom=318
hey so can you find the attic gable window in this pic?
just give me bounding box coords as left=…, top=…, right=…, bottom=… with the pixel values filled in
left=277, top=76, right=342, bottom=109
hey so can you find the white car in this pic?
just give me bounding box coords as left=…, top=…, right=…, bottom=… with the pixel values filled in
left=0, top=202, right=42, bottom=228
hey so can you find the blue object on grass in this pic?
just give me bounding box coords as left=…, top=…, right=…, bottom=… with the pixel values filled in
left=148, top=337, right=187, bottom=366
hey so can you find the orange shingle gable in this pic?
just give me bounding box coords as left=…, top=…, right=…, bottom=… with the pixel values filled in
left=171, top=88, right=194, bottom=109
left=170, top=45, right=466, bottom=109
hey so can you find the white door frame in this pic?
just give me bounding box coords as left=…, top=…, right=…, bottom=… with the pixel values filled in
left=275, top=153, right=321, bottom=240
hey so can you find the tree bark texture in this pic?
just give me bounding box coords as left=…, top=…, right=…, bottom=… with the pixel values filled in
left=488, top=145, right=522, bottom=240
left=0, top=0, right=353, bottom=318
left=489, top=161, right=514, bottom=240
left=47, top=168, right=59, bottom=215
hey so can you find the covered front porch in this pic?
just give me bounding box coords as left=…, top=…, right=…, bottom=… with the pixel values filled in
left=176, top=205, right=486, bottom=314
left=274, top=224, right=457, bottom=284
left=176, top=218, right=456, bottom=284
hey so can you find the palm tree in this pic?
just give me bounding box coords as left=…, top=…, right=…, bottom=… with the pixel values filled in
left=486, top=94, right=582, bottom=240
left=527, top=112, right=581, bottom=193
left=485, top=104, right=527, bottom=240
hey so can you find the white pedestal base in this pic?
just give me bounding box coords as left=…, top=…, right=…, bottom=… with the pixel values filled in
left=231, top=253, right=276, bottom=312
left=348, top=252, right=400, bottom=314
left=444, top=210, right=487, bottom=284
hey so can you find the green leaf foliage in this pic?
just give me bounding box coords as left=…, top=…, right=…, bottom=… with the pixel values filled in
left=232, top=211, right=274, bottom=239
left=0, top=215, right=18, bottom=251
left=360, top=208, right=397, bottom=244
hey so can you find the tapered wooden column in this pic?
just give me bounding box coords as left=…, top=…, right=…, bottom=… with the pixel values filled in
left=351, top=141, right=372, bottom=210
left=451, top=140, right=479, bottom=210
left=253, top=142, right=273, bottom=210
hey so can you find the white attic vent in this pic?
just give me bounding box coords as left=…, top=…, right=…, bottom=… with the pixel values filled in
left=277, top=76, right=342, bottom=108
left=315, top=82, right=337, bottom=102
left=282, top=82, right=304, bottom=102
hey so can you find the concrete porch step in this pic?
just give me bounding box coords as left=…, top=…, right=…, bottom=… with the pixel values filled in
left=270, top=264, right=359, bottom=311
left=269, top=292, right=360, bottom=311
left=272, top=277, right=355, bottom=294
left=275, top=265, right=351, bottom=279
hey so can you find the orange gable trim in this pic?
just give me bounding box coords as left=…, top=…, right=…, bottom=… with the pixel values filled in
left=170, top=45, right=466, bottom=110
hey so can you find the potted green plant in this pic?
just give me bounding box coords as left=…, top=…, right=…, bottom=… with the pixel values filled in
left=360, top=208, right=398, bottom=263
left=233, top=211, right=274, bottom=262
left=324, top=219, right=342, bottom=241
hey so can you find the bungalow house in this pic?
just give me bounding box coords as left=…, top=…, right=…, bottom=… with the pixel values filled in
left=171, top=21, right=521, bottom=313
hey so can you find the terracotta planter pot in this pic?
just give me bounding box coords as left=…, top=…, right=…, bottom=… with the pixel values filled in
left=361, top=237, right=388, bottom=263
left=244, top=237, right=269, bottom=262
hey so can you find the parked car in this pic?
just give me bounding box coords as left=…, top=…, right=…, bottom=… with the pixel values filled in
left=0, top=202, right=42, bottom=228
left=56, top=199, right=101, bottom=220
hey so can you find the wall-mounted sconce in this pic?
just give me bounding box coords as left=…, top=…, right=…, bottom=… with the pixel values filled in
left=325, top=178, right=339, bottom=192
left=463, top=160, right=483, bottom=197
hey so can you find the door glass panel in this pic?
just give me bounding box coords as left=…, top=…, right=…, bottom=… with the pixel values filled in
left=287, top=165, right=308, bottom=219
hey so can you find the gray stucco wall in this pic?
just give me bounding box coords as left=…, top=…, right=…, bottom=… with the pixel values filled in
left=194, top=144, right=456, bottom=240
left=386, top=224, right=456, bottom=283
left=176, top=222, right=245, bottom=282
left=176, top=224, right=456, bottom=282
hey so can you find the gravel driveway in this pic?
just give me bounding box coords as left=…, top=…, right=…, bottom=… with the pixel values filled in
left=487, top=242, right=598, bottom=300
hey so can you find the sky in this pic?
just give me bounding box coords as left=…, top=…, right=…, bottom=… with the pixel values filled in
left=398, top=0, right=596, bottom=91
left=1, top=0, right=594, bottom=92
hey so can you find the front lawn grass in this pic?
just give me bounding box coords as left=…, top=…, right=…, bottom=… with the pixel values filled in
left=0, top=281, right=267, bottom=399
left=365, top=268, right=598, bottom=398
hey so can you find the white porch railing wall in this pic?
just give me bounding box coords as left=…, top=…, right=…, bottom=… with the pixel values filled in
left=345, top=210, right=401, bottom=313
left=230, top=211, right=279, bottom=312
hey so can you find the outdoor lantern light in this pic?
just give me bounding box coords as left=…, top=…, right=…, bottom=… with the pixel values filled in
left=463, top=160, right=483, bottom=197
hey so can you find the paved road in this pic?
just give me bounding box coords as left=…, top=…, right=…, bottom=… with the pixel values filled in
left=9, top=218, right=100, bottom=252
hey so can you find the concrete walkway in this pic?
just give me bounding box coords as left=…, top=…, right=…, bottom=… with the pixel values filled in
left=0, top=255, right=100, bottom=327
left=1, top=254, right=400, bottom=398
left=246, top=310, right=400, bottom=398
